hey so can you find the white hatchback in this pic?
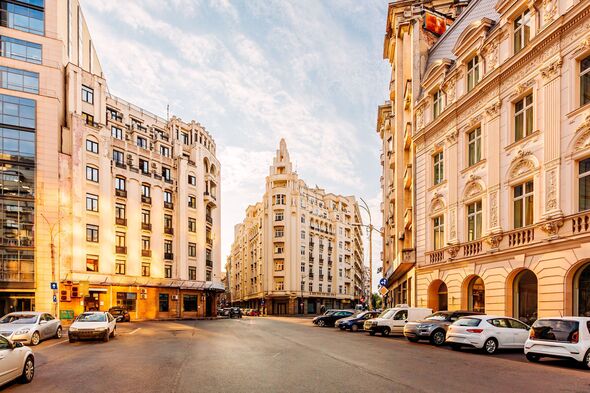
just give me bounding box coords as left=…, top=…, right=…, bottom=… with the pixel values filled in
left=524, top=317, right=590, bottom=368
left=0, top=335, right=34, bottom=387
left=446, top=315, right=530, bottom=354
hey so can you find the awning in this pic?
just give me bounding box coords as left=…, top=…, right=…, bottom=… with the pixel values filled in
left=387, top=262, right=415, bottom=287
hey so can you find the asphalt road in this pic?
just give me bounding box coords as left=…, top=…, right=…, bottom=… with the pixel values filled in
left=4, top=317, right=590, bottom=393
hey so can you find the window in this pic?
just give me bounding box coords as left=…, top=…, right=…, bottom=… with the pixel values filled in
left=0, top=36, right=42, bottom=64
left=581, top=56, right=590, bottom=107
left=433, top=215, right=444, bottom=250
left=137, top=136, right=147, bottom=149
left=206, top=270, right=212, bottom=281
left=301, top=230, right=305, bottom=240
left=433, top=151, right=444, bottom=185
left=86, top=193, right=98, bottom=212
left=274, top=227, right=284, bottom=238
left=86, top=224, right=99, bottom=242
left=141, top=209, right=150, bottom=225
left=275, top=279, right=284, bottom=291
left=579, top=158, right=590, bottom=211
left=188, top=242, right=196, bottom=257
left=165, top=264, right=172, bottom=278
left=514, top=9, right=532, bottom=54
left=181, top=132, right=189, bottom=145
left=86, top=255, right=98, bottom=272
left=141, top=262, right=150, bottom=277
left=188, top=175, right=196, bottom=185
left=188, top=195, right=196, bottom=208
left=274, top=211, right=284, bottom=221
left=82, top=112, right=94, bottom=126
left=467, top=201, right=483, bottom=241
left=433, top=89, right=444, bottom=119
left=300, top=246, right=305, bottom=256
left=139, top=158, right=149, bottom=174
left=111, top=126, right=123, bottom=140
left=467, top=128, right=482, bottom=166
left=164, top=215, right=173, bottom=231
left=159, top=145, right=170, bottom=157
left=164, top=239, right=173, bottom=254
left=141, top=236, right=150, bottom=251
left=466, top=56, right=480, bottom=92
left=162, top=166, right=171, bottom=181
left=183, top=295, right=197, bottom=312
left=115, top=260, right=125, bottom=275
left=0, top=66, right=39, bottom=93
left=0, top=1, right=45, bottom=35
left=274, top=259, right=284, bottom=271
left=112, top=149, right=124, bottom=165
left=319, top=284, right=323, bottom=292
left=86, top=139, right=98, bottom=154
left=514, top=93, right=534, bottom=141
left=309, top=282, right=313, bottom=292
left=159, top=294, right=169, bottom=312
left=274, top=194, right=286, bottom=205
left=107, top=108, right=119, bottom=121
left=188, top=267, right=196, bottom=280
left=116, top=232, right=126, bottom=248
left=0, top=93, right=35, bottom=129
left=86, top=166, right=98, bottom=182
left=141, top=184, right=150, bottom=198
left=114, top=204, right=125, bottom=223
left=301, top=215, right=305, bottom=223
left=188, top=218, right=196, bottom=232
left=301, top=263, right=305, bottom=272
left=81, top=85, right=94, bottom=104
left=115, top=176, right=126, bottom=191
left=164, top=190, right=172, bottom=204
left=513, top=180, right=534, bottom=228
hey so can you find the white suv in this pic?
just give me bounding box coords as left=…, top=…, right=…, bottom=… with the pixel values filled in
left=524, top=317, right=590, bottom=368
left=364, top=306, right=432, bottom=337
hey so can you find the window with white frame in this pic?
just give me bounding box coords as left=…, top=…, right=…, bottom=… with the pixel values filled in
left=514, top=9, right=532, bottom=54
left=111, top=126, right=123, bottom=140
left=274, top=260, right=284, bottom=271
left=275, top=278, right=284, bottom=291
left=513, top=180, right=534, bottom=228
left=467, top=127, right=482, bottom=167
left=467, top=200, right=482, bottom=241
left=579, top=157, right=590, bottom=211
left=514, top=93, right=534, bottom=141
left=581, top=55, right=590, bottom=107
left=433, top=89, right=444, bottom=119
left=467, top=56, right=480, bottom=92
left=433, top=151, right=444, bottom=185
left=433, top=215, right=444, bottom=250
left=274, top=211, right=284, bottom=221
left=274, top=227, right=284, bottom=238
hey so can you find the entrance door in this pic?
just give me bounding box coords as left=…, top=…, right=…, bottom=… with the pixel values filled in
left=205, top=293, right=213, bottom=317
left=84, top=292, right=100, bottom=311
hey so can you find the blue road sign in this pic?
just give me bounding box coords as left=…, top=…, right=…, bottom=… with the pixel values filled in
left=379, top=278, right=388, bottom=287
left=50, top=282, right=58, bottom=290
left=52, top=294, right=57, bottom=303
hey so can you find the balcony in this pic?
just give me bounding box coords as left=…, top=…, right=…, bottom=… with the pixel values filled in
left=403, top=164, right=412, bottom=190
left=141, top=196, right=152, bottom=204
left=142, top=223, right=152, bottom=231
left=164, top=202, right=174, bottom=210
left=115, top=246, right=127, bottom=254
left=141, top=249, right=152, bottom=257
left=309, top=273, right=314, bottom=279
left=404, top=207, right=412, bottom=230
left=204, top=191, right=217, bottom=202
left=206, top=238, right=213, bottom=246
left=206, top=259, right=213, bottom=268
left=114, top=161, right=126, bottom=169
left=164, top=252, right=174, bottom=260
left=319, top=275, right=324, bottom=281
left=164, top=227, right=174, bottom=235
left=115, top=189, right=127, bottom=198
left=328, top=275, right=333, bottom=281
left=115, top=218, right=127, bottom=226
left=206, top=215, right=213, bottom=225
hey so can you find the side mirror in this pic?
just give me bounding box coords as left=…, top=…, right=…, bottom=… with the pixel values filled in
left=12, top=342, right=23, bottom=349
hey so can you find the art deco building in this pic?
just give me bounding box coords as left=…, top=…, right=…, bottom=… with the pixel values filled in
left=228, top=140, right=365, bottom=315
left=0, top=0, right=222, bottom=319
left=379, top=0, right=590, bottom=323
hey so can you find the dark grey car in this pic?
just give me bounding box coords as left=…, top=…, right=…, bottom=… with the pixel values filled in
left=403, top=311, right=484, bottom=346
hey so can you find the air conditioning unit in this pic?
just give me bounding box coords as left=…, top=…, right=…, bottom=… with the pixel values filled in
left=71, top=286, right=79, bottom=298
left=60, top=289, right=70, bottom=302
left=171, top=295, right=179, bottom=301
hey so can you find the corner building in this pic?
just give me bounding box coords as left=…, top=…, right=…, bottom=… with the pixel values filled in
left=229, top=140, right=365, bottom=315
left=0, top=0, right=223, bottom=320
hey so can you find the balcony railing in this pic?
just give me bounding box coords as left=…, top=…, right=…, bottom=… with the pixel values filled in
left=164, top=227, right=174, bottom=235
left=164, top=202, right=174, bottom=209
left=115, top=218, right=127, bottom=226
left=115, top=189, right=127, bottom=198
left=142, top=223, right=152, bottom=231
left=142, top=249, right=152, bottom=257
left=206, top=259, right=213, bottom=268
left=115, top=246, right=127, bottom=254
left=206, top=238, right=213, bottom=246
left=141, top=196, right=152, bottom=204
left=206, top=215, right=213, bottom=225
left=164, top=252, right=174, bottom=260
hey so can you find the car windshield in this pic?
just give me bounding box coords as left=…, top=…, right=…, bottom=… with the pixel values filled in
left=425, top=312, right=451, bottom=321
left=531, top=319, right=579, bottom=342
left=453, top=318, right=481, bottom=327
left=379, top=309, right=396, bottom=319
left=77, top=313, right=106, bottom=322
left=0, top=314, right=37, bottom=324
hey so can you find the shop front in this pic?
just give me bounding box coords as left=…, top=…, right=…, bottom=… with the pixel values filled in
left=0, top=292, right=35, bottom=316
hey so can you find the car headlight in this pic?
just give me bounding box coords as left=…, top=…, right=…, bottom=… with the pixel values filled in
left=94, top=327, right=107, bottom=332
left=14, top=328, right=30, bottom=335
left=69, top=327, right=78, bottom=332
left=419, top=324, right=434, bottom=329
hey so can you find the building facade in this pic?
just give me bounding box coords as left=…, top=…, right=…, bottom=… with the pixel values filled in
left=229, top=140, right=365, bottom=315
left=379, top=0, right=590, bottom=323
left=0, top=0, right=223, bottom=320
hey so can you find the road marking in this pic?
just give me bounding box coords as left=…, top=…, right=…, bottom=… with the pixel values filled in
left=127, top=327, right=141, bottom=335
left=272, top=352, right=281, bottom=358
left=38, top=339, right=68, bottom=350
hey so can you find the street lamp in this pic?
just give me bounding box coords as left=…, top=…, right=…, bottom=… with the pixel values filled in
left=351, top=197, right=383, bottom=311
left=41, top=213, right=63, bottom=318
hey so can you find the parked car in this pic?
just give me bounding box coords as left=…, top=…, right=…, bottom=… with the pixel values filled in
left=313, top=310, right=355, bottom=327
left=336, top=311, right=380, bottom=332
left=364, top=307, right=433, bottom=337
left=108, top=307, right=131, bottom=322
left=446, top=315, right=530, bottom=354
left=524, top=317, right=590, bottom=367
left=229, top=307, right=242, bottom=319
left=403, top=310, right=484, bottom=346
left=0, top=312, right=62, bottom=346
left=248, top=309, right=260, bottom=317
left=0, top=335, right=34, bottom=386
left=68, top=312, right=116, bottom=343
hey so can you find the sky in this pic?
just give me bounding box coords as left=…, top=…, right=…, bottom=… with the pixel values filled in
left=80, top=0, right=391, bottom=290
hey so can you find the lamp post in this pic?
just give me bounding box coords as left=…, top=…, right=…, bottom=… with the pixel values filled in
left=41, top=214, right=62, bottom=318
left=351, top=197, right=383, bottom=311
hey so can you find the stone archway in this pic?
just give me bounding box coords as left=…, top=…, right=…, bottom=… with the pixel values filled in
left=462, top=275, right=485, bottom=313
left=428, top=279, right=448, bottom=312
left=512, top=269, right=538, bottom=325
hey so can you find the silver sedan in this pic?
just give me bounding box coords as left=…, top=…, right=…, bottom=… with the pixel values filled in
left=0, top=312, right=62, bottom=346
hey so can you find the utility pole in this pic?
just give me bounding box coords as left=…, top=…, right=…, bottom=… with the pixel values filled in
left=41, top=214, right=62, bottom=318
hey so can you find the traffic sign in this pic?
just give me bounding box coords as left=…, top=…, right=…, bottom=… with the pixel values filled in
left=379, top=278, right=388, bottom=287
left=50, top=282, right=58, bottom=290
left=52, top=294, right=57, bottom=303
left=379, top=286, right=388, bottom=296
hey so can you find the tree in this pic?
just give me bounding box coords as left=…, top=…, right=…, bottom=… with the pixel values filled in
left=371, top=292, right=382, bottom=309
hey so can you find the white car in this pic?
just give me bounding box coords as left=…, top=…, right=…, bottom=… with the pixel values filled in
left=0, top=335, right=34, bottom=387
left=363, top=306, right=433, bottom=337
left=446, top=315, right=530, bottom=354
left=524, top=317, right=590, bottom=368
left=68, top=312, right=116, bottom=343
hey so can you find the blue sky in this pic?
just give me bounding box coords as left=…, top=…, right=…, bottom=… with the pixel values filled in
left=81, top=0, right=390, bottom=283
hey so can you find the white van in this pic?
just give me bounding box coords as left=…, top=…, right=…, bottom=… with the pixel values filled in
left=363, top=306, right=433, bottom=337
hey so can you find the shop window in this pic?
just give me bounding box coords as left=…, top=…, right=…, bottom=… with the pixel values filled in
left=183, top=295, right=198, bottom=312
left=117, top=292, right=136, bottom=312
left=159, top=294, right=169, bottom=312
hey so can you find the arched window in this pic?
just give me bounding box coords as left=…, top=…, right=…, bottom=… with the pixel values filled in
left=468, top=276, right=485, bottom=313
left=514, top=269, right=537, bottom=325
left=575, top=263, right=590, bottom=317
left=437, top=282, right=448, bottom=311
left=428, top=280, right=448, bottom=312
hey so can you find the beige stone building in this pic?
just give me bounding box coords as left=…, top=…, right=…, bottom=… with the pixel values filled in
left=0, top=0, right=222, bottom=320
left=379, top=0, right=590, bottom=323
left=228, top=140, right=365, bottom=315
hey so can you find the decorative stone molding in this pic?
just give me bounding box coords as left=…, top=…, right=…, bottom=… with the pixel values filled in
left=482, top=39, right=499, bottom=71
left=445, top=128, right=459, bottom=145
left=450, top=208, right=457, bottom=240
left=486, top=234, right=503, bottom=249
left=539, top=219, right=563, bottom=238
left=540, top=58, right=562, bottom=81
left=489, top=192, right=499, bottom=228
left=545, top=168, right=558, bottom=211
left=430, top=197, right=446, bottom=214
left=416, top=107, right=424, bottom=131
left=509, top=150, right=537, bottom=180
left=464, top=179, right=485, bottom=200
left=542, top=0, right=557, bottom=23
left=513, top=79, right=535, bottom=97
left=485, top=100, right=502, bottom=118
left=448, top=245, right=460, bottom=259
left=573, top=117, right=590, bottom=153
left=442, top=77, right=457, bottom=105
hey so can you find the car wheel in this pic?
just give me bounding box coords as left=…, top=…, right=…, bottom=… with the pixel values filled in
left=406, top=337, right=419, bottom=343
left=351, top=324, right=359, bottom=332
left=103, top=331, right=110, bottom=342
left=483, top=338, right=498, bottom=355
left=318, top=320, right=325, bottom=327
left=19, top=356, right=34, bottom=384
left=583, top=349, right=590, bottom=369
left=369, top=331, right=376, bottom=336
left=526, top=353, right=541, bottom=363
left=30, top=331, right=40, bottom=346
left=450, top=343, right=461, bottom=351
left=110, top=328, right=116, bottom=338
left=382, top=327, right=391, bottom=337
left=54, top=326, right=62, bottom=339
left=430, top=330, right=446, bottom=346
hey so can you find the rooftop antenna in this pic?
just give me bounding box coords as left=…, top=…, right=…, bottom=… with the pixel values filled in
left=166, top=104, right=170, bottom=121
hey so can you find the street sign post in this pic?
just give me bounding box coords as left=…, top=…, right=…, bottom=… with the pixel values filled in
left=379, top=286, right=388, bottom=297
left=50, top=282, right=58, bottom=290
left=379, top=278, right=388, bottom=287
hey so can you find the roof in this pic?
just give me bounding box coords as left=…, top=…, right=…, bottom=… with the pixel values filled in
left=426, top=0, right=500, bottom=69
